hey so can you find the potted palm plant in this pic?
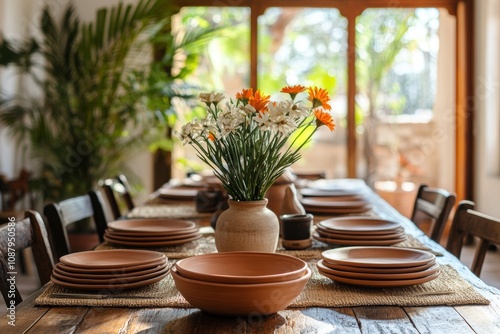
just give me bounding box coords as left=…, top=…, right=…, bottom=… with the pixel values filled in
left=0, top=1, right=226, bottom=205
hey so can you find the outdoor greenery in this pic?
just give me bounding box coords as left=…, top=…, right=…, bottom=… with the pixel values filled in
left=174, top=7, right=439, bottom=182
left=0, top=0, right=226, bottom=201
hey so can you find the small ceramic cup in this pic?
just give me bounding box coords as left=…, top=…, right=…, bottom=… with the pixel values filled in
left=280, top=213, right=313, bottom=250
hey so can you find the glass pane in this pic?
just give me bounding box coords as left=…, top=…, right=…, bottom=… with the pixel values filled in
left=355, top=8, right=445, bottom=190
left=173, top=7, right=250, bottom=95
left=171, top=7, right=250, bottom=178
left=258, top=8, right=348, bottom=178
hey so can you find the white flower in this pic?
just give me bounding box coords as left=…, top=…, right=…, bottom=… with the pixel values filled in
left=201, top=116, right=220, bottom=139
left=241, top=104, right=257, bottom=116
left=217, top=105, right=246, bottom=136
left=289, top=101, right=309, bottom=119
left=177, top=120, right=201, bottom=145
left=199, top=92, right=225, bottom=105
left=253, top=112, right=272, bottom=131
left=268, top=102, right=297, bottom=135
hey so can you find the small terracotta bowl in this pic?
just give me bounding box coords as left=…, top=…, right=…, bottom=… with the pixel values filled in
left=171, top=266, right=311, bottom=316
left=175, top=252, right=308, bottom=284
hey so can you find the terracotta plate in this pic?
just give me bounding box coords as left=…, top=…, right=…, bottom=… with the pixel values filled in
left=322, top=259, right=436, bottom=274
left=107, top=226, right=199, bottom=237
left=308, top=179, right=364, bottom=192
left=300, top=188, right=363, bottom=198
left=317, top=260, right=440, bottom=280
left=54, top=261, right=168, bottom=279
left=316, top=225, right=404, bottom=236
left=52, top=263, right=169, bottom=284
left=300, top=197, right=369, bottom=208
left=321, top=246, right=436, bottom=268
left=158, top=187, right=198, bottom=200
left=315, top=226, right=405, bottom=240
left=319, top=217, right=401, bottom=232
left=107, top=219, right=196, bottom=234
left=175, top=252, right=308, bottom=284
left=303, top=205, right=372, bottom=214
left=104, top=233, right=202, bottom=247
left=59, top=249, right=166, bottom=269
left=105, top=230, right=200, bottom=241
left=319, top=270, right=440, bottom=288
left=313, top=232, right=406, bottom=246
left=50, top=270, right=169, bottom=290
left=57, top=257, right=166, bottom=274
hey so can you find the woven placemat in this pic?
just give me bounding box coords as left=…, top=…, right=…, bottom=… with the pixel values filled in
left=127, top=204, right=213, bottom=220
left=35, top=263, right=489, bottom=308
left=95, top=226, right=441, bottom=260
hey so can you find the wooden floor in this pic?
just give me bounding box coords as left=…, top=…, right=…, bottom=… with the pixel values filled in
left=1, top=241, right=499, bottom=314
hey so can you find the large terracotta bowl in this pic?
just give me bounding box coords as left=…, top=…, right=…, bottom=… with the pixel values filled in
left=171, top=266, right=311, bottom=316
left=175, top=252, right=308, bottom=284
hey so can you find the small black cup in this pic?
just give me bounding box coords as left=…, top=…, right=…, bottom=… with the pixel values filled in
left=280, top=213, right=313, bottom=250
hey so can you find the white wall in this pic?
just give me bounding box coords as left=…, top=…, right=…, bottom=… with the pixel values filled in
left=474, top=0, right=500, bottom=217
left=0, top=0, right=41, bottom=180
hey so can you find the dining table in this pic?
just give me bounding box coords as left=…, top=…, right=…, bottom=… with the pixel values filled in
left=2, top=179, right=500, bottom=334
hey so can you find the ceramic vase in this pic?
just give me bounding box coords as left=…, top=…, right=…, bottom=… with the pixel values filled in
left=215, top=199, right=279, bottom=252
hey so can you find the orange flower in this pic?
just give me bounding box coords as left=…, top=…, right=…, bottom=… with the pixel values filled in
left=308, top=87, right=332, bottom=110
left=208, top=132, right=216, bottom=142
left=249, top=89, right=270, bottom=113
left=281, top=85, right=306, bottom=100
left=236, top=88, right=253, bottom=104
left=314, top=109, right=335, bottom=131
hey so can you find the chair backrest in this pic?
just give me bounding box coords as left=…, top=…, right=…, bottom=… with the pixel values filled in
left=446, top=200, right=500, bottom=277
left=0, top=210, right=54, bottom=306
left=101, top=174, right=135, bottom=220
left=43, top=190, right=107, bottom=262
left=0, top=169, right=32, bottom=211
left=410, top=184, right=456, bottom=243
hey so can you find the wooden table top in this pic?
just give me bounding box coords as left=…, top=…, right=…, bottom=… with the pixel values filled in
left=2, top=180, right=500, bottom=334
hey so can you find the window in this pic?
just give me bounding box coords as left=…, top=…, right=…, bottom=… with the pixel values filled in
left=170, top=0, right=473, bottom=200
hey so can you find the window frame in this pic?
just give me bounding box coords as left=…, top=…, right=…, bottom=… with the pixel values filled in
left=173, top=0, right=474, bottom=202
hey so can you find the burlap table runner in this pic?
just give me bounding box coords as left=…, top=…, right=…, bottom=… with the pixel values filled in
left=35, top=262, right=489, bottom=308
left=37, top=229, right=489, bottom=308
left=127, top=203, right=213, bottom=220
left=95, top=227, right=442, bottom=259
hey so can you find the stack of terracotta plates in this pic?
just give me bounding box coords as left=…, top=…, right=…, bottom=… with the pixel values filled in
left=318, top=246, right=440, bottom=287
left=313, top=216, right=406, bottom=246
left=51, top=249, right=169, bottom=290
left=300, top=195, right=372, bottom=215
left=158, top=187, right=199, bottom=201
left=104, top=219, right=202, bottom=247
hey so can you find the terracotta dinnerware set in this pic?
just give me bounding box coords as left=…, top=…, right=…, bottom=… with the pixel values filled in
left=103, top=218, right=202, bottom=247
left=51, top=249, right=169, bottom=290
left=313, top=216, right=406, bottom=246
left=171, top=252, right=311, bottom=316
left=318, top=246, right=440, bottom=287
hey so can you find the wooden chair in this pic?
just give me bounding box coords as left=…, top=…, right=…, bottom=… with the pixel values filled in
left=410, top=184, right=456, bottom=243
left=101, top=174, right=135, bottom=220
left=43, top=190, right=108, bottom=262
left=446, top=200, right=500, bottom=277
left=0, top=210, right=54, bottom=306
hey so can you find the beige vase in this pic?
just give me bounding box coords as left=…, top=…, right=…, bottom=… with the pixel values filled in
left=215, top=199, right=280, bottom=253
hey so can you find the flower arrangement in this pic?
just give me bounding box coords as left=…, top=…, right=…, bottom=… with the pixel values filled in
left=177, top=85, right=335, bottom=201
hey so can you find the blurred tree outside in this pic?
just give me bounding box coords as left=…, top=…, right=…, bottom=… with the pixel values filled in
left=172, top=6, right=440, bottom=183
